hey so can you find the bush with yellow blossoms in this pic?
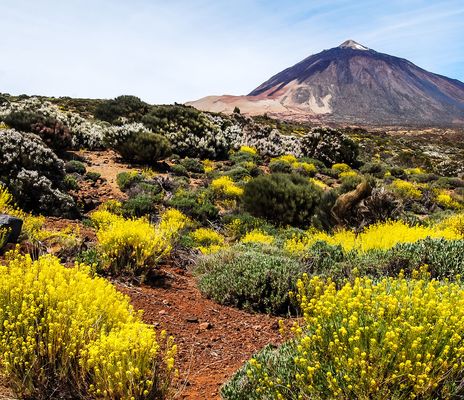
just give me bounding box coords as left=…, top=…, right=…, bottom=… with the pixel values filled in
left=92, top=208, right=189, bottom=276
left=190, top=227, right=225, bottom=254
left=211, top=176, right=244, bottom=198
left=391, top=179, right=422, bottom=200
left=241, top=229, right=274, bottom=245
left=0, top=252, right=176, bottom=399
left=284, top=219, right=462, bottom=255
left=226, top=273, right=464, bottom=399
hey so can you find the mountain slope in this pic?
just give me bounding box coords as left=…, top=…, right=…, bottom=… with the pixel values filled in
left=188, top=40, right=464, bottom=126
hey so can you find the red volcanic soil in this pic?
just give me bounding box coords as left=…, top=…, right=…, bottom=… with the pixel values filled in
left=118, top=268, right=284, bottom=399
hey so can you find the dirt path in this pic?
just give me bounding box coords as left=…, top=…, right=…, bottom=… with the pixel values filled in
left=118, top=269, right=284, bottom=399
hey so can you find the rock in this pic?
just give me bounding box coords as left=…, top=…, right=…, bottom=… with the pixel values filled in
left=158, top=309, right=168, bottom=315
left=0, top=214, right=23, bottom=244
left=186, top=316, right=199, bottom=323
left=199, top=322, right=213, bottom=330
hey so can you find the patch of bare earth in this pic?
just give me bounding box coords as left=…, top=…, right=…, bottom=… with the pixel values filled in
left=118, top=268, right=285, bottom=399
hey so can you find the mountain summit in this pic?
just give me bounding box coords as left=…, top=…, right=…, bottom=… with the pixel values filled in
left=188, top=41, right=464, bottom=126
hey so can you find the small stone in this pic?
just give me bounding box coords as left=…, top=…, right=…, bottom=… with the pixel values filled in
left=158, top=309, right=167, bottom=315
left=186, top=317, right=199, bottom=323
left=162, top=300, right=171, bottom=306
left=199, top=322, right=212, bottom=330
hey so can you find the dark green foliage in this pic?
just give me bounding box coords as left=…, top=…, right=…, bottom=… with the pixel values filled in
left=221, top=342, right=297, bottom=400
left=223, top=166, right=251, bottom=181
left=360, top=162, right=386, bottom=178
left=180, top=158, right=204, bottom=174
left=170, top=164, right=189, bottom=177
left=4, top=111, right=72, bottom=151
left=121, top=194, right=157, bottom=217
left=390, top=167, right=406, bottom=179
left=168, top=188, right=219, bottom=223
left=269, top=160, right=293, bottom=174
left=65, top=160, right=86, bottom=175
left=85, top=171, right=101, bottom=182
left=195, top=244, right=306, bottom=314
left=112, top=130, right=171, bottom=164
left=93, top=95, right=149, bottom=124
left=64, top=175, right=79, bottom=190
left=243, top=173, right=322, bottom=227
left=223, top=213, right=275, bottom=240
left=116, top=172, right=142, bottom=191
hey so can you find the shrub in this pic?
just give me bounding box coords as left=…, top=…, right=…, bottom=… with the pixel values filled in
left=391, top=179, right=422, bottom=200
left=171, top=164, right=189, bottom=177
left=122, top=194, right=157, bottom=217
left=241, top=275, right=464, bottom=399
left=116, top=171, right=142, bottom=191
left=195, top=244, right=306, bottom=314
left=211, top=176, right=244, bottom=198
left=65, top=160, right=86, bottom=174
left=285, top=219, right=462, bottom=255
left=190, top=227, right=225, bottom=254
left=0, top=252, right=176, bottom=399
left=301, top=127, right=359, bottom=167
left=241, top=229, right=274, bottom=245
left=64, top=174, right=79, bottom=190
left=92, top=208, right=189, bottom=277
left=0, top=129, right=77, bottom=217
left=243, top=173, right=322, bottom=227
left=168, top=188, right=219, bottom=223
left=109, top=129, right=171, bottom=164
left=94, top=95, right=149, bottom=124
left=223, top=166, right=252, bottom=181
left=179, top=157, right=205, bottom=174
left=84, top=171, right=101, bottom=182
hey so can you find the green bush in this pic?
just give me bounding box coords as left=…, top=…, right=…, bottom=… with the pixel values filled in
left=243, top=173, right=322, bottom=227
left=122, top=194, right=157, bottom=217
left=116, top=172, right=143, bottom=191
left=85, top=171, right=101, bottom=182
left=180, top=158, right=204, bottom=174
left=221, top=342, right=296, bottom=400
left=223, top=166, right=251, bottom=181
left=93, top=95, right=149, bottom=124
left=168, top=188, right=218, bottom=223
left=268, top=160, right=293, bottom=174
left=64, top=174, right=79, bottom=190
left=171, top=164, right=189, bottom=177
left=195, top=244, right=306, bottom=314
left=112, top=130, right=171, bottom=164
left=65, top=160, right=86, bottom=174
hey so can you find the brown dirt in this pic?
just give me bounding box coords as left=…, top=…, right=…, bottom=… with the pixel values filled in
left=118, top=268, right=285, bottom=399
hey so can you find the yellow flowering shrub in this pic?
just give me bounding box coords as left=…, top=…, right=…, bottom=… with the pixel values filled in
left=93, top=208, right=189, bottom=275
left=331, top=163, right=351, bottom=173
left=241, top=229, right=274, bottom=245
left=285, top=220, right=462, bottom=254
left=0, top=252, right=176, bottom=399
left=406, top=167, right=426, bottom=175
left=438, top=213, right=464, bottom=236
left=391, top=179, right=422, bottom=199
left=309, top=177, right=328, bottom=190
left=239, top=145, right=258, bottom=155
left=203, top=159, right=215, bottom=173
left=246, top=274, right=464, bottom=399
left=211, top=176, right=244, bottom=198
left=271, top=155, right=317, bottom=175
left=190, top=227, right=225, bottom=254
left=435, top=190, right=462, bottom=209
left=339, top=170, right=358, bottom=178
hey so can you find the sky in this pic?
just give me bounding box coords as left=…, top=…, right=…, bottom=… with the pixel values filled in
left=0, top=0, right=463, bottom=104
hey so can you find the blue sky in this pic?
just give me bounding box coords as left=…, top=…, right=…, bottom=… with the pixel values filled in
left=0, top=0, right=463, bottom=103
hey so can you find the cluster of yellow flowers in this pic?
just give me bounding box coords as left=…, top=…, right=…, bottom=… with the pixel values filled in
left=435, top=189, right=462, bottom=209
left=248, top=273, right=464, bottom=399
left=239, top=145, right=258, bottom=156
left=285, top=219, right=462, bottom=254
left=190, top=227, right=225, bottom=254
left=211, top=176, right=244, bottom=198
left=202, top=159, right=216, bottom=173
left=0, top=252, right=175, bottom=399
left=405, top=167, right=426, bottom=175
left=92, top=208, right=189, bottom=274
left=391, top=179, right=422, bottom=199
left=331, top=163, right=352, bottom=173
left=309, top=177, right=328, bottom=190
left=241, top=229, right=274, bottom=245
left=272, top=154, right=317, bottom=175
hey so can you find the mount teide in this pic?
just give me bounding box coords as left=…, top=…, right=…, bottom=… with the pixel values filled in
left=188, top=40, right=464, bottom=126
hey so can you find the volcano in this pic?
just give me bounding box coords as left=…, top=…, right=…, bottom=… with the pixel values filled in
left=188, top=40, right=464, bottom=126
